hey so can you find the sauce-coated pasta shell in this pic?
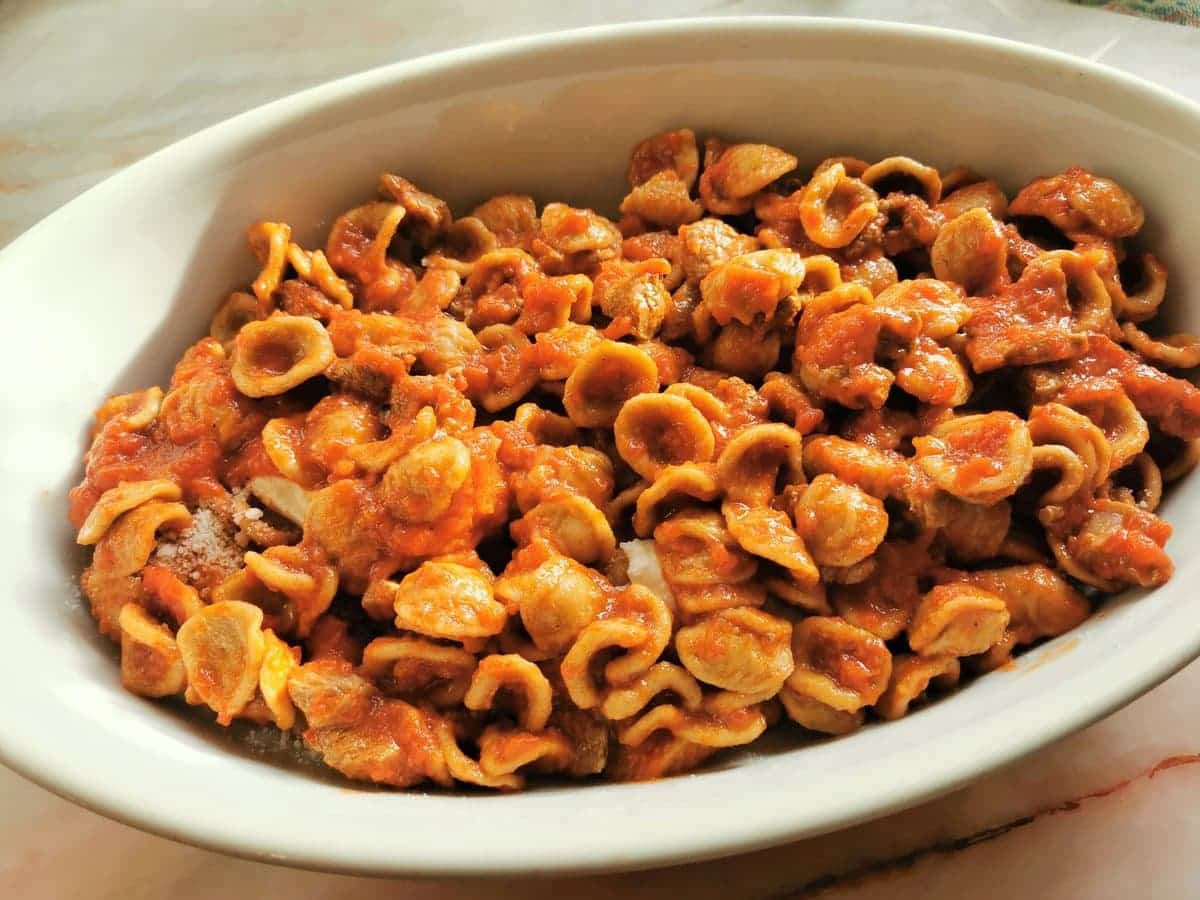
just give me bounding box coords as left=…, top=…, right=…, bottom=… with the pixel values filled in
left=930, top=207, right=1007, bottom=295
left=793, top=474, right=888, bottom=568
left=779, top=687, right=864, bottom=736
left=938, top=564, right=1088, bottom=646
left=477, top=726, right=574, bottom=779
left=562, top=340, right=658, bottom=428
left=675, top=607, right=793, bottom=694
left=874, top=279, right=970, bottom=341
left=381, top=435, right=471, bottom=523
left=798, top=162, right=879, bottom=249
left=512, top=496, right=616, bottom=565
left=361, top=635, right=477, bottom=707
left=600, top=662, right=703, bottom=720
left=210, top=291, right=262, bottom=350
left=382, top=562, right=508, bottom=642
left=495, top=554, right=605, bottom=654
left=231, top=315, right=334, bottom=398
left=654, top=509, right=757, bottom=587
left=258, top=629, right=300, bottom=729
left=715, top=422, right=804, bottom=507
left=243, top=545, right=338, bottom=638
left=614, top=392, right=716, bottom=479
left=787, top=616, right=892, bottom=713
left=874, top=653, right=961, bottom=720
left=908, top=584, right=1010, bottom=658
left=861, top=156, right=942, bottom=205
left=699, top=249, right=805, bottom=327
left=246, top=475, right=313, bottom=527
left=176, top=600, right=267, bottom=726
left=92, top=501, right=192, bottom=578
left=700, top=143, right=798, bottom=216
left=118, top=604, right=186, bottom=698
left=632, top=463, right=720, bottom=538
left=913, top=412, right=1033, bottom=505
left=464, top=654, right=554, bottom=732
left=76, top=479, right=181, bottom=545
left=723, top=501, right=818, bottom=585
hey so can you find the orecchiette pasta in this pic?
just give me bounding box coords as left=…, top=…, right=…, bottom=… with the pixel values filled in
left=70, top=131, right=1193, bottom=790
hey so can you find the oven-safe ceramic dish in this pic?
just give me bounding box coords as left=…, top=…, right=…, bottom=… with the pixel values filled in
left=3, top=17, right=1200, bottom=876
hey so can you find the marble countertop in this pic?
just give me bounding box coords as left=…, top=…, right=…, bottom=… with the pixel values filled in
left=3, top=1, right=1200, bottom=897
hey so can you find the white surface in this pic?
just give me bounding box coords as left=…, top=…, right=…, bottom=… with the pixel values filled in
left=4, top=14, right=1200, bottom=879
left=3, top=2, right=1200, bottom=896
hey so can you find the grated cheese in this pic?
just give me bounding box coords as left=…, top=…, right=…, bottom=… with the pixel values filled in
left=153, top=506, right=244, bottom=585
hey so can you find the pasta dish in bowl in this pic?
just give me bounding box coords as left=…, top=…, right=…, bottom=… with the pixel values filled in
left=68, top=132, right=1196, bottom=789
left=4, top=16, right=1200, bottom=875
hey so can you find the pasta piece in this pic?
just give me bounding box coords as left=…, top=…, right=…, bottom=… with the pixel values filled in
left=715, top=423, right=804, bottom=507
left=675, top=607, right=792, bottom=694
left=361, top=635, right=476, bottom=707
left=632, top=463, right=720, bottom=538
left=494, top=554, right=605, bottom=653
left=242, top=545, right=338, bottom=638
left=258, top=629, right=300, bottom=729
left=699, top=249, right=806, bottom=327
left=930, top=208, right=1007, bottom=295
left=1048, top=498, right=1172, bottom=590
left=511, top=496, right=616, bottom=564
left=1121, top=321, right=1200, bottom=370
left=792, top=474, right=888, bottom=568
left=862, top=156, right=942, bottom=204
left=375, top=562, right=508, bottom=642
left=560, top=585, right=671, bottom=708
left=176, top=600, right=267, bottom=726
left=231, top=315, right=334, bottom=398
left=935, top=179, right=1008, bottom=221
left=464, top=654, right=554, bottom=732
left=246, top=475, right=313, bottom=527
left=118, top=604, right=186, bottom=698
left=786, top=616, right=892, bottom=713
left=794, top=284, right=896, bottom=409
left=289, top=660, right=450, bottom=788
left=247, top=220, right=291, bottom=306
left=913, top=412, right=1033, bottom=505
left=92, top=501, right=192, bottom=578
left=614, top=392, right=715, bottom=479
left=779, top=688, right=863, bottom=736
left=1009, top=167, right=1144, bottom=239
left=799, top=162, right=879, bottom=249
left=607, top=733, right=719, bottom=782
left=600, top=662, right=703, bottom=720
left=562, top=340, right=658, bottom=427
left=765, top=575, right=832, bottom=615
left=874, top=654, right=961, bottom=720
left=874, top=279, right=970, bottom=341
left=1114, top=253, right=1167, bottom=322
left=1027, top=403, right=1112, bottom=494
left=724, top=506, right=814, bottom=593
left=618, top=693, right=769, bottom=749
left=908, top=584, right=1010, bottom=657
left=76, top=479, right=181, bottom=545
left=654, top=509, right=757, bottom=587
left=286, top=242, right=354, bottom=309
left=210, top=292, right=262, bottom=350
left=700, top=143, right=798, bottom=215
left=381, top=435, right=471, bottom=523
left=477, top=726, right=574, bottom=779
